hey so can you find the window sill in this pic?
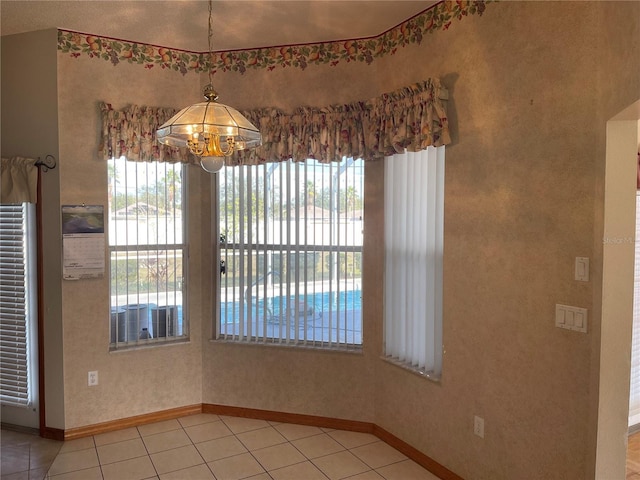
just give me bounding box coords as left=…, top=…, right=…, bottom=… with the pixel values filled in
left=109, top=337, right=190, bottom=353
left=381, top=356, right=441, bottom=383
left=210, top=338, right=363, bottom=356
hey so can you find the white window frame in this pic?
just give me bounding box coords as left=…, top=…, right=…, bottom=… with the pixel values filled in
left=629, top=191, right=640, bottom=427
left=216, top=158, right=364, bottom=349
left=384, top=147, right=444, bottom=379
left=108, top=157, right=188, bottom=349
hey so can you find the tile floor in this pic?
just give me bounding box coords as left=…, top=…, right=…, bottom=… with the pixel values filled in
left=1, top=413, right=440, bottom=480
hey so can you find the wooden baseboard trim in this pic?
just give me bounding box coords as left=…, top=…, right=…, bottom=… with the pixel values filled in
left=202, top=403, right=374, bottom=434
left=373, top=425, right=463, bottom=480
left=63, top=404, right=201, bottom=440
left=41, top=426, right=65, bottom=441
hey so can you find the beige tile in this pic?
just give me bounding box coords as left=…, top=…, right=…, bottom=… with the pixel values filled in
left=345, top=471, right=386, bottom=480
left=159, top=463, right=216, bottom=480
left=30, top=436, right=64, bottom=449
left=251, top=443, right=305, bottom=471
left=269, top=460, right=330, bottom=480
left=29, top=442, right=63, bottom=469
left=94, top=427, right=140, bottom=447
left=138, top=419, right=182, bottom=437
left=292, top=433, right=345, bottom=459
left=47, top=448, right=99, bottom=476
left=28, top=465, right=50, bottom=480
left=1, top=429, right=36, bottom=446
left=236, top=426, right=287, bottom=451
left=1, top=444, right=30, bottom=475
left=274, top=423, right=324, bottom=441
left=207, top=452, right=265, bottom=480
left=57, top=437, right=95, bottom=454
left=219, top=416, right=270, bottom=434
left=178, top=414, right=220, bottom=428
left=375, top=459, right=440, bottom=480
left=2, top=470, right=29, bottom=480
left=150, top=444, right=204, bottom=475
left=97, top=438, right=148, bottom=465
left=184, top=420, right=233, bottom=444
left=195, top=436, right=247, bottom=463
left=245, top=474, right=272, bottom=480
left=312, top=450, right=370, bottom=480
left=46, top=466, right=103, bottom=480
left=143, top=429, right=191, bottom=454
left=350, top=441, right=407, bottom=469
left=327, top=430, right=378, bottom=449
left=101, top=455, right=157, bottom=480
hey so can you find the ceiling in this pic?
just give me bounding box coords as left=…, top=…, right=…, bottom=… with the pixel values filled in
left=0, top=0, right=436, bottom=52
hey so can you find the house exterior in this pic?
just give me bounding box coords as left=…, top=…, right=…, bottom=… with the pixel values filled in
left=2, top=2, right=639, bottom=478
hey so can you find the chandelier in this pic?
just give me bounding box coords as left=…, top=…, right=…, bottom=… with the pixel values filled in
left=156, top=0, right=261, bottom=173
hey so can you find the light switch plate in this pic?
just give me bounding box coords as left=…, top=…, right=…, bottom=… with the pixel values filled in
left=575, top=257, right=589, bottom=282
left=556, top=304, right=588, bottom=333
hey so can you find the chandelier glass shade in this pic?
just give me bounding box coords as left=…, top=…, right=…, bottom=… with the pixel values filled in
left=155, top=0, right=261, bottom=173
left=156, top=86, right=261, bottom=169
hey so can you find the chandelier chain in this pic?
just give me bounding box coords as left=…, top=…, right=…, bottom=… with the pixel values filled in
left=208, top=0, right=214, bottom=87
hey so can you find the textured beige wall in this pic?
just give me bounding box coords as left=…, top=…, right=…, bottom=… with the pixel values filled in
left=371, top=2, right=640, bottom=479
left=55, top=54, right=206, bottom=428
left=1, top=29, right=65, bottom=430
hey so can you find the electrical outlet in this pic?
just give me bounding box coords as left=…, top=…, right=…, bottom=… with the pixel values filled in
left=88, top=371, right=98, bottom=386
left=474, top=416, right=484, bottom=438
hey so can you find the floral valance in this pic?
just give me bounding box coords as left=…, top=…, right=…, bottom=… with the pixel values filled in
left=98, top=78, right=450, bottom=164
left=98, top=103, right=197, bottom=164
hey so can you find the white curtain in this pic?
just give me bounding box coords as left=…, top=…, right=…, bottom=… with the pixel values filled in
left=384, top=147, right=444, bottom=376
left=1, top=157, right=38, bottom=204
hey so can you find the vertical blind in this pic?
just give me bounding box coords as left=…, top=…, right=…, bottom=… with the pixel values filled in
left=0, top=203, right=36, bottom=407
left=384, top=147, right=444, bottom=377
left=218, top=158, right=364, bottom=348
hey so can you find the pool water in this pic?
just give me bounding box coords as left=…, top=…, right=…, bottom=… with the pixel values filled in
left=221, top=289, right=362, bottom=323
left=219, top=289, right=363, bottom=345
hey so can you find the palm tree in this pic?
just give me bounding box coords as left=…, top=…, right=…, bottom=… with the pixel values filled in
left=159, top=168, right=182, bottom=210
left=107, top=162, right=119, bottom=213
left=302, top=180, right=316, bottom=207
left=343, top=186, right=359, bottom=213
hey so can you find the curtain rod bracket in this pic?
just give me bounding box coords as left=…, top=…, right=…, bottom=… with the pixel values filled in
left=35, top=154, right=57, bottom=172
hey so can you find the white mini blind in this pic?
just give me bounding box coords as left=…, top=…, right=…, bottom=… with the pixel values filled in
left=629, top=192, right=640, bottom=426
left=0, top=203, right=35, bottom=407
left=384, top=147, right=444, bottom=378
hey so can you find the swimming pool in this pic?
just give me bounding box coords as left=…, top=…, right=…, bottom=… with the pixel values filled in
left=221, top=289, right=362, bottom=323
left=219, top=289, right=363, bottom=344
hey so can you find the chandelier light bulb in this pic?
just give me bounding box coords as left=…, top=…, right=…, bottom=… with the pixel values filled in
left=200, top=157, right=225, bottom=173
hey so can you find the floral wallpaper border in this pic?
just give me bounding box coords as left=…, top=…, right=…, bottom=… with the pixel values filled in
left=58, top=0, right=490, bottom=75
